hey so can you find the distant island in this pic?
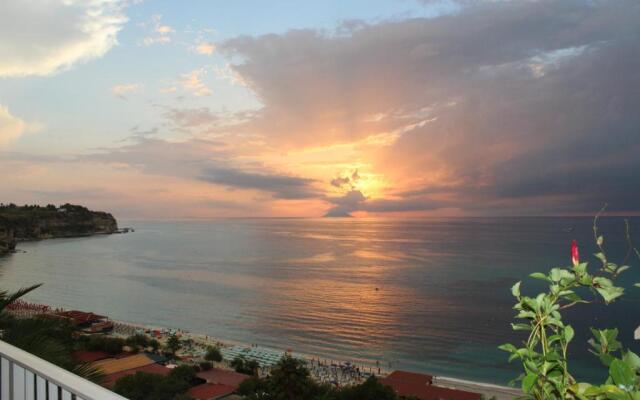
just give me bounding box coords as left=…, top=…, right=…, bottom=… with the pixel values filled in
left=0, top=203, right=119, bottom=254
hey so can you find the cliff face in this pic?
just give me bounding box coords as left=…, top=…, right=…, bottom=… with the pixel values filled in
left=0, top=204, right=118, bottom=245
left=0, top=217, right=16, bottom=255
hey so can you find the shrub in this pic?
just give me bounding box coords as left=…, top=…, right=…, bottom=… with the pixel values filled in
left=500, top=211, right=640, bottom=399
left=199, top=361, right=213, bottom=371
left=85, top=335, right=124, bottom=355
left=204, top=346, right=222, bottom=362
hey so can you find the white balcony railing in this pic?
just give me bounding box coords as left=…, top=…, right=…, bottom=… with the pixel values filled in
left=0, top=339, right=127, bottom=400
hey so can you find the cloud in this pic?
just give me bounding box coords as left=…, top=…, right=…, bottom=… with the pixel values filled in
left=84, top=138, right=319, bottom=200
left=180, top=68, right=213, bottom=96
left=0, top=0, right=128, bottom=77
left=218, top=0, right=640, bottom=215
left=0, top=105, right=41, bottom=148
left=330, top=170, right=360, bottom=190
left=111, top=83, right=141, bottom=99
left=200, top=167, right=318, bottom=199
left=195, top=41, right=216, bottom=55
left=140, top=14, right=173, bottom=46
left=324, top=190, right=444, bottom=217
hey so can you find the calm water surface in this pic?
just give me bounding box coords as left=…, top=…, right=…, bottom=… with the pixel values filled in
left=1, top=217, right=639, bottom=384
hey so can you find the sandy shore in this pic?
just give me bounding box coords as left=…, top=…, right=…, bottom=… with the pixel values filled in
left=112, top=318, right=521, bottom=399
left=9, top=307, right=521, bottom=398
left=434, top=376, right=521, bottom=400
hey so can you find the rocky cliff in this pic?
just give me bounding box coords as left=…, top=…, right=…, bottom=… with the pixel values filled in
left=0, top=217, right=16, bottom=254
left=0, top=204, right=118, bottom=254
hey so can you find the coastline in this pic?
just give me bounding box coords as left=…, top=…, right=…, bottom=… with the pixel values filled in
left=109, top=317, right=521, bottom=399
left=8, top=301, right=521, bottom=398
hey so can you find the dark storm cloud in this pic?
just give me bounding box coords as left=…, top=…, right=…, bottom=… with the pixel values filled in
left=220, top=0, right=640, bottom=214
left=324, top=190, right=444, bottom=217
left=200, top=167, right=319, bottom=199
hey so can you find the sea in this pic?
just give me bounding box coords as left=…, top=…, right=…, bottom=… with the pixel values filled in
left=1, top=217, right=639, bottom=385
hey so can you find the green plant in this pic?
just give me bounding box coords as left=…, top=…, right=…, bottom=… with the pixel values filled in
left=166, top=333, right=181, bottom=357
left=204, top=346, right=222, bottom=362
left=500, top=210, right=640, bottom=399
left=231, top=356, right=260, bottom=375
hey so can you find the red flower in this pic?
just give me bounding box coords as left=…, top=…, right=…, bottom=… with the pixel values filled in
left=571, top=240, right=579, bottom=266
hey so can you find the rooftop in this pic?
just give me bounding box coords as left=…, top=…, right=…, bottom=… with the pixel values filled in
left=93, top=353, right=156, bottom=375
left=187, top=383, right=236, bottom=400
left=381, top=370, right=481, bottom=400
left=102, top=363, right=172, bottom=388
left=196, top=367, right=250, bottom=388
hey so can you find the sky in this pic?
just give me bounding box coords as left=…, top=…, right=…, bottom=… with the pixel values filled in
left=0, top=0, right=638, bottom=219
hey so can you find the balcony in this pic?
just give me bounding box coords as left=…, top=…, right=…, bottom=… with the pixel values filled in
left=0, top=339, right=126, bottom=400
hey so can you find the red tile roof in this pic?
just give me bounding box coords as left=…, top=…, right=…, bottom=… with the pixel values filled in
left=187, top=383, right=236, bottom=400
left=102, top=363, right=172, bottom=388
left=196, top=368, right=250, bottom=388
left=381, top=371, right=481, bottom=400
left=421, top=385, right=482, bottom=400
left=55, top=310, right=106, bottom=325
left=73, top=350, right=110, bottom=363
left=383, top=370, right=433, bottom=388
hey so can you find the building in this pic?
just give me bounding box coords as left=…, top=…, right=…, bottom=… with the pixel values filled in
left=196, top=367, right=250, bottom=387
left=73, top=350, right=110, bottom=363
left=187, top=383, right=237, bottom=400
left=102, top=363, right=172, bottom=388
left=93, top=353, right=157, bottom=375
left=381, top=370, right=481, bottom=400
left=54, top=310, right=114, bottom=333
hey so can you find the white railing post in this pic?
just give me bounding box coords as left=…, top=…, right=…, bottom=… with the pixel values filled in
left=0, top=340, right=127, bottom=400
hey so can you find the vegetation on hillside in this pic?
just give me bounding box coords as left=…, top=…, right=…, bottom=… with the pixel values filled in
left=0, top=203, right=117, bottom=240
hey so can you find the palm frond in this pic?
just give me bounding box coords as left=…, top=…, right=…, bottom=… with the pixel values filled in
left=0, top=283, right=43, bottom=312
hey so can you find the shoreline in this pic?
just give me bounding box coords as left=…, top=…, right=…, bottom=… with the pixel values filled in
left=110, top=317, right=520, bottom=399
left=9, top=303, right=521, bottom=398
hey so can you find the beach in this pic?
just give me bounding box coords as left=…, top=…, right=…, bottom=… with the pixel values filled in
left=110, top=316, right=520, bottom=398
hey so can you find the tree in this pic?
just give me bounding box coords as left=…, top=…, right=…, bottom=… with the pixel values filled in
left=267, top=355, right=319, bottom=400
left=113, top=368, right=196, bottom=400
left=114, top=372, right=188, bottom=400
left=168, top=365, right=198, bottom=386
left=232, top=356, right=260, bottom=375
left=166, top=333, right=181, bottom=357
left=337, top=376, right=396, bottom=400
left=205, top=346, right=223, bottom=362
left=500, top=212, right=640, bottom=399
left=236, top=356, right=406, bottom=400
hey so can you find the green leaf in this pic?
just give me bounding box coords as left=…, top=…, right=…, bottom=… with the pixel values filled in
left=511, top=281, right=521, bottom=298
left=529, top=272, right=548, bottom=281
left=522, top=373, right=537, bottom=393
left=622, top=351, right=640, bottom=371
left=498, top=343, right=517, bottom=353
left=616, top=265, right=630, bottom=274
left=511, top=323, right=531, bottom=331
left=593, top=277, right=624, bottom=303
left=595, top=252, right=607, bottom=264
left=609, top=359, right=635, bottom=387
left=564, top=325, right=575, bottom=344
left=595, top=285, right=624, bottom=304
left=597, top=235, right=604, bottom=246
